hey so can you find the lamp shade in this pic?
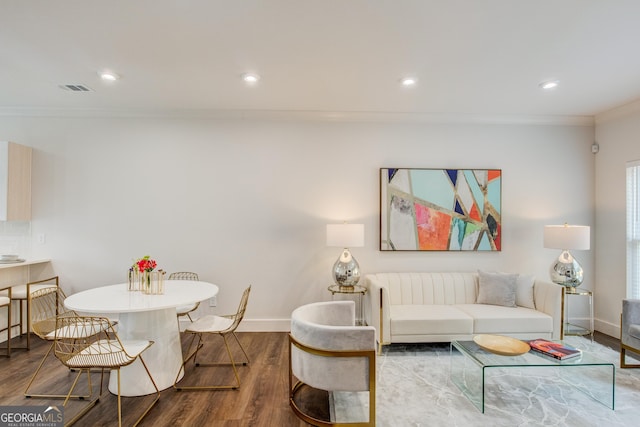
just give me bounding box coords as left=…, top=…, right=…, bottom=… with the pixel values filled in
left=543, top=225, right=590, bottom=250
left=326, top=223, right=364, bottom=248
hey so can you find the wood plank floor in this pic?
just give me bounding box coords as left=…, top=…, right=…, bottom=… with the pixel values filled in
left=0, top=332, right=309, bottom=427
left=0, top=331, right=633, bottom=426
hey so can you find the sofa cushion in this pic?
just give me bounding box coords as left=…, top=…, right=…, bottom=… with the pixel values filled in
left=516, top=274, right=536, bottom=309
left=456, top=304, right=553, bottom=334
left=476, top=270, right=517, bottom=307
left=389, top=304, right=473, bottom=336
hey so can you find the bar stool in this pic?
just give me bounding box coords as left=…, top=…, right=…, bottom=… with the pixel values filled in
left=0, top=286, right=11, bottom=357
left=8, top=276, right=59, bottom=350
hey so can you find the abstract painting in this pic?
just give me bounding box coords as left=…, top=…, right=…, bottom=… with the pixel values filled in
left=380, top=168, right=501, bottom=251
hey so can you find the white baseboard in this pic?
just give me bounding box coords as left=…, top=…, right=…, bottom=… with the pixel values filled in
left=595, top=318, right=620, bottom=340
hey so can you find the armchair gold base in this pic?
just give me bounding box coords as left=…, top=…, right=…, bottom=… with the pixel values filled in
left=620, top=344, right=640, bottom=368
left=289, top=334, right=375, bottom=427
left=289, top=380, right=374, bottom=427
left=619, top=305, right=640, bottom=369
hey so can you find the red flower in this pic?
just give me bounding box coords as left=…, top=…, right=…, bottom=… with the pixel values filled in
left=135, top=256, right=157, bottom=273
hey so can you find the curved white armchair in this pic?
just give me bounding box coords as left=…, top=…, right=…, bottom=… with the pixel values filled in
left=289, top=300, right=376, bottom=427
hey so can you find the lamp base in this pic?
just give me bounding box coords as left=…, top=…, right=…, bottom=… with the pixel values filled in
left=332, top=249, right=361, bottom=286
left=549, top=250, right=584, bottom=287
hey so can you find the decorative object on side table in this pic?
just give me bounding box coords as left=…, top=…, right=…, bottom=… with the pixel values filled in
left=473, top=334, right=530, bottom=356
left=543, top=223, right=590, bottom=287
left=129, top=255, right=165, bottom=294
left=326, top=223, right=364, bottom=286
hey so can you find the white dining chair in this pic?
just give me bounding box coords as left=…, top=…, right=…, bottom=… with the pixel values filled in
left=174, top=286, right=251, bottom=390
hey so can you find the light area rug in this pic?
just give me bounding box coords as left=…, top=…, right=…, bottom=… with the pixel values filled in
left=330, top=336, right=640, bottom=426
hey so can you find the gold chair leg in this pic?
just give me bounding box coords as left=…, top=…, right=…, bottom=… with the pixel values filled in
left=106, top=358, right=161, bottom=427
left=175, top=333, right=247, bottom=391
left=173, top=333, right=202, bottom=389
left=231, top=332, right=250, bottom=366
left=132, top=356, right=160, bottom=427
left=191, top=334, right=205, bottom=366
left=117, top=369, right=122, bottom=427
left=7, top=299, right=29, bottom=352
left=24, top=343, right=90, bottom=399
left=61, top=369, right=101, bottom=427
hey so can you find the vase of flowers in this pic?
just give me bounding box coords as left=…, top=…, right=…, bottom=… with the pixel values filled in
left=148, top=270, right=166, bottom=295
left=128, top=267, right=140, bottom=291
left=129, top=256, right=158, bottom=293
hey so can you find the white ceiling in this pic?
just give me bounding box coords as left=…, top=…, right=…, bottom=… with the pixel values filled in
left=2, top=0, right=640, bottom=121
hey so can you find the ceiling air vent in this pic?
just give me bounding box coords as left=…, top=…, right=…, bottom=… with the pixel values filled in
left=59, top=84, right=93, bottom=92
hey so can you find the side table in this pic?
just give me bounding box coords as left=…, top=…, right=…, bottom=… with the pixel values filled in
left=327, top=284, right=367, bottom=326
left=562, top=287, right=594, bottom=341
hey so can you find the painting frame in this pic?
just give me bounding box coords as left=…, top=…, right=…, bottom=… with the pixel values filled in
left=380, top=168, right=502, bottom=251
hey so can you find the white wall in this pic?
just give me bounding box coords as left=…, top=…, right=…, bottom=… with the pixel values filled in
left=0, top=115, right=595, bottom=331
left=595, top=100, right=640, bottom=337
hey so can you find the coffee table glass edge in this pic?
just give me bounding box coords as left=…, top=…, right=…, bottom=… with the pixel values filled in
left=450, top=338, right=615, bottom=413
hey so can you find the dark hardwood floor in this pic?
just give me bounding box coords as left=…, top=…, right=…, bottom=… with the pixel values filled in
left=0, top=331, right=634, bottom=426
left=0, top=332, right=309, bottom=427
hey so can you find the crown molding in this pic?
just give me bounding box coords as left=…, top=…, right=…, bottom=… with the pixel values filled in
left=595, top=98, right=640, bottom=124
left=0, top=106, right=594, bottom=126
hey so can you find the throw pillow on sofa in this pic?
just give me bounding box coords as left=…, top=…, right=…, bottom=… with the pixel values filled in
left=516, top=273, right=536, bottom=309
left=477, top=270, right=518, bottom=307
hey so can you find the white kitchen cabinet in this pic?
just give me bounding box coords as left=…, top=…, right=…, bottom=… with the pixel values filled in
left=0, top=142, right=32, bottom=221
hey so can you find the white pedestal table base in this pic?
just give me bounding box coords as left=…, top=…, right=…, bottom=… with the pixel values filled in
left=109, top=308, right=183, bottom=396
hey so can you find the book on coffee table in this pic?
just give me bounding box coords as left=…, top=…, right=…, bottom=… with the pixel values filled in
left=528, top=339, right=582, bottom=360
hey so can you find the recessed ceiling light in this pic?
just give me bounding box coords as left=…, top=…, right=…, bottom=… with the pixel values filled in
left=400, top=77, right=418, bottom=87
left=539, top=80, right=559, bottom=90
left=99, top=71, right=120, bottom=81
left=242, top=73, right=260, bottom=84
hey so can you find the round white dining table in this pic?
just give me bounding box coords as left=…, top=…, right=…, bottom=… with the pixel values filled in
left=64, top=280, right=219, bottom=396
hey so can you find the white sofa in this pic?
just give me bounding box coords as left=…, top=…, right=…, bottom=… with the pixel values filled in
left=362, top=272, right=563, bottom=348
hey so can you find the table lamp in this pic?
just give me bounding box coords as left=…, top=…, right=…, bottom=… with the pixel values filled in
left=543, top=224, right=590, bottom=287
left=326, top=223, right=364, bottom=286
